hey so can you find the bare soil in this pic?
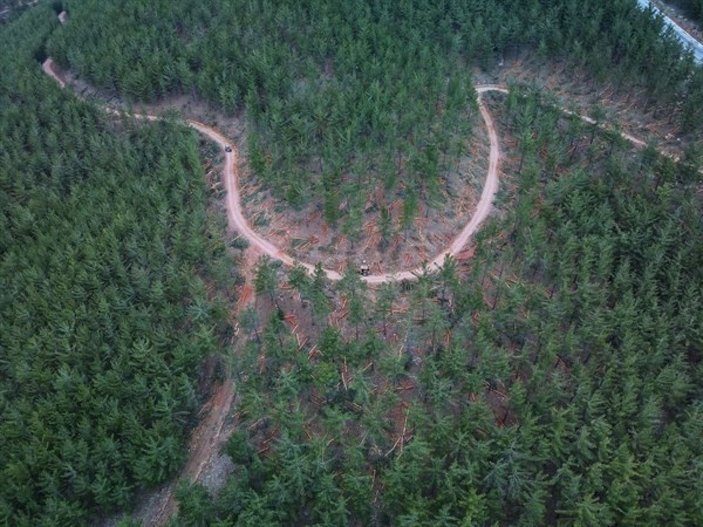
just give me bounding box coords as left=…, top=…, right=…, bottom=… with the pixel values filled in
left=135, top=380, right=236, bottom=526
left=475, top=53, right=700, bottom=159
left=46, top=59, right=494, bottom=279
left=44, top=60, right=248, bottom=147
left=43, top=34, right=696, bottom=526
left=43, top=61, right=262, bottom=527
left=239, top=118, right=488, bottom=275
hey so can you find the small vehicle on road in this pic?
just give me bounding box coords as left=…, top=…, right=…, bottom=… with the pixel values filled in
left=225, top=144, right=232, bottom=153
left=359, top=260, right=370, bottom=276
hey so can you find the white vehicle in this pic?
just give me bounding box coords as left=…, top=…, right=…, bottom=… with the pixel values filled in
left=359, top=260, right=370, bottom=276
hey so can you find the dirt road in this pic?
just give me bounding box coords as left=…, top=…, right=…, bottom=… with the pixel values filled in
left=43, top=62, right=663, bottom=284
left=187, top=86, right=660, bottom=284
left=637, top=0, right=703, bottom=62
left=41, top=57, right=663, bottom=527
left=43, top=59, right=501, bottom=283
left=41, top=58, right=507, bottom=525
left=135, top=380, right=234, bottom=526
left=39, top=9, right=703, bottom=527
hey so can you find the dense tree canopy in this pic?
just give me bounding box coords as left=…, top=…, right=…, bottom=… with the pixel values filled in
left=0, top=5, right=234, bottom=525
left=48, top=0, right=703, bottom=230
left=173, top=87, right=703, bottom=526
left=2, top=1, right=702, bottom=525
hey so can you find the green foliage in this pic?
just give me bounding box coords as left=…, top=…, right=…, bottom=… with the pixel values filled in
left=668, top=0, right=703, bottom=25
left=175, top=89, right=702, bottom=526
left=48, top=0, right=703, bottom=230
left=254, top=255, right=278, bottom=305
left=49, top=0, right=480, bottom=227
left=0, top=6, right=232, bottom=525
left=4, top=1, right=703, bottom=525
left=173, top=482, right=214, bottom=527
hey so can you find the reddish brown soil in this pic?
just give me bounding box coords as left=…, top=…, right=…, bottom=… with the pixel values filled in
left=42, top=14, right=701, bottom=522
left=476, top=55, right=700, bottom=159
left=239, top=118, right=489, bottom=276
left=137, top=381, right=235, bottom=526
left=42, top=56, right=507, bottom=283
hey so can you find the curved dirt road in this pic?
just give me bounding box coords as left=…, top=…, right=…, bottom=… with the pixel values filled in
left=43, top=8, right=701, bottom=284
left=226, top=85, right=507, bottom=283
left=214, top=86, right=505, bottom=284
left=44, top=59, right=662, bottom=284
left=45, top=56, right=506, bottom=283
left=42, top=54, right=663, bottom=527
left=41, top=9, right=702, bottom=525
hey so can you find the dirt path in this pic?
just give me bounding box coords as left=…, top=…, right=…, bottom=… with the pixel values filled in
left=190, top=85, right=680, bottom=284
left=39, top=8, right=703, bottom=526
left=132, top=247, right=267, bottom=527
left=41, top=34, right=686, bottom=526
left=42, top=63, right=665, bottom=285
left=135, top=380, right=235, bottom=526
left=44, top=56, right=506, bottom=283
left=42, top=56, right=506, bottom=523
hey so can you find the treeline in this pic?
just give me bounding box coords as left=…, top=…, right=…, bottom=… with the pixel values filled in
left=48, top=0, right=703, bottom=230
left=173, top=87, right=702, bottom=525
left=49, top=0, right=478, bottom=234
left=0, top=0, right=40, bottom=24
left=0, top=6, right=234, bottom=525
left=669, top=0, right=703, bottom=25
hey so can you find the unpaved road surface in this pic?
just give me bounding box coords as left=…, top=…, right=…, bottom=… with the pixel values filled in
left=44, top=56, right=508, bottom=283
left=638, top=0, right=703, bottom=62
left=41, top=42, right=676, bottom=526
left=41, top=63, right=659, bottom=285
left=136, top=381, right=235, bottom=526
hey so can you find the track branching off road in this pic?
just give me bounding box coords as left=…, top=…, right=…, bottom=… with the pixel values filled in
left=39, top=8, right=684, bottom=524
left=43, top=57, right=509, bottom=284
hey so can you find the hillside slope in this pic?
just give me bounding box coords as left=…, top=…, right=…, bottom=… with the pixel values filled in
left=0, top=6, right=235, bottom=525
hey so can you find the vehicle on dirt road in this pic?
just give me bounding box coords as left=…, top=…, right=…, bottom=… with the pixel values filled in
left=359, top=260, right=370, bottom=276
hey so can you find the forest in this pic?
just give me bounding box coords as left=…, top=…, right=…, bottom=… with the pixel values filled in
left=669, top=0, right=703, bottom=24
left=48, top=0, right=703, bottom=235
left=1, top=0, right=702, bottom=526
left=172, top=87, right=703, bottom=526
left=0, top=5, right=236, bottom=525
left=0, top=0, right=35, bottom=23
